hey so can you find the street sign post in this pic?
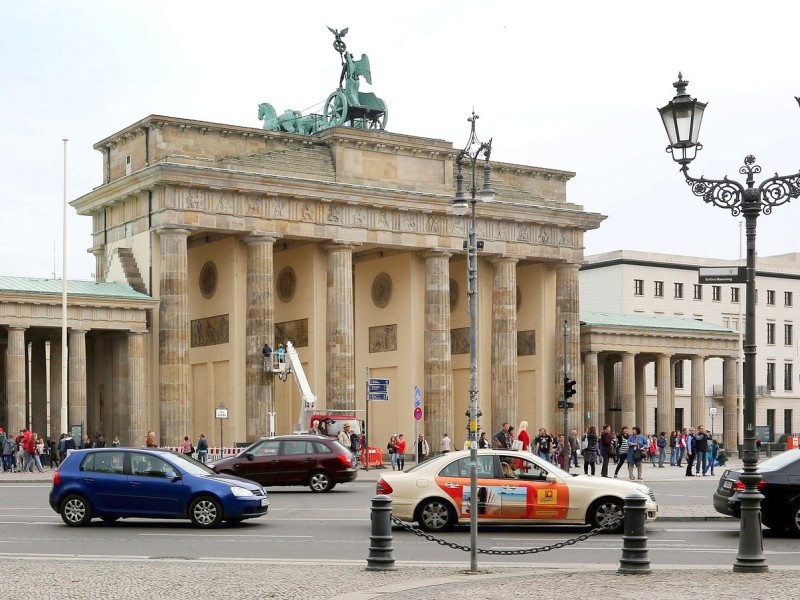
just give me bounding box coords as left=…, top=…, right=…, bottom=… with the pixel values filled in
left=698, top=266, right=747, bottom=284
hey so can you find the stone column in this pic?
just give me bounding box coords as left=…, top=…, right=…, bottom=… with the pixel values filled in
left=597, top=355, right=606, bottom=427
left=423, top=251, right=453, bottom=445
left=244, top=234, right=277, bottom=441
left=635, top=359, right=647, bottom=431
left=325, top=243, right=356, bottom=411
left=690, top=355, right=706, bottom=428
left=156, top=227, right=191, bottom=446
left=555, top=263, right=581, bottom=432
left=603, top=359, right=615, bottom=429
left=49, top=337, right=63, bottom=437
left=92, top=247, right=106, bottom=282
left=656, top=353, right=674, bottom=435
left=113, top=335, right=129, bottom=441
left=491, top=257, right=518, bottom=433
left=127, top=332, right=147, bottom=447
left=620, top=352, right=636, bottom=431
left=722, top=356, right=738, bottom=455
left=5, top=327, right=27, bottom=430
left=582, top=351, right=599, bottom=429
left=68, top=329, right=88, bottom=434
left=29, top=340, right=47, bottom=436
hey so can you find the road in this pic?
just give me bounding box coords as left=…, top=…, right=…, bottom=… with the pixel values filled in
left=2, top=477, right=798, bottom=567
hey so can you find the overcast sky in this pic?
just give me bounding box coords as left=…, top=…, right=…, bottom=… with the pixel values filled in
left=3, top=1, right=800, bottom=280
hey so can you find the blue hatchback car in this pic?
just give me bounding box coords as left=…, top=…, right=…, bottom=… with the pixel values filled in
left=49, top=448, right=269, bottom=528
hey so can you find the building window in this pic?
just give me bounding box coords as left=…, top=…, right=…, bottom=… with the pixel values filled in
left=767, top=322, right=775, bottom=345
left=767, top=410, right=775, bottom=442
left=674, top=360, right=684, bottom=389
left=654, top=281, right=664, bottom=297
left=786, top=291, right=793, bottom=307
left=674, top=282, right=683, bottom=299
left=786, top=409, right=793, bottom=436
left=634, top=279, right=644, bottom=296
left=731, top=287, right=740, bottom=303
left=722, top=317, right=730, bottom=328
left=712, top=286, right=721, bottom=301
left=693, top=284, right=703, bottom=300
left=767, top=290, right=775, bottom=305
left=767, top=362, right=776, bottom=391
left=786, top=323, right=794, bottom=346
left=785, top=363, right=794, bottom=391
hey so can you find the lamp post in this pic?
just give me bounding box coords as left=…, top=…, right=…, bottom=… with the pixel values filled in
left=658, top=74, right=800, bottom=573
left=452, top=111, right=495, bottom=573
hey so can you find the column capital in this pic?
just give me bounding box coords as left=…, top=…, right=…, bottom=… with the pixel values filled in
left=241, top=232, right=280, bottom=246
left=555, top=261, right=580, bottom=272
left=153, top=225, right=194, bottom=238
left=322, top=241, right=360, bottom=253
left=6, top=325, right=28, bottom=332
left=490, top=256, right=519, bottom=266
left=421, top=249, right=453, bottom=260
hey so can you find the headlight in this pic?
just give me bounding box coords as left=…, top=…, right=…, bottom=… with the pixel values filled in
left=230, top=486, right=254, bottom=497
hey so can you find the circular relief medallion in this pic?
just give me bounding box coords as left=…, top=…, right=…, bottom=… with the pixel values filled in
left=199, top=261, right=217, bottom=299
left=371, top=273, right=393, bottom=308
left=449, top=279, right=459, bottom=312
left=277, top=267, right=297, bottom=303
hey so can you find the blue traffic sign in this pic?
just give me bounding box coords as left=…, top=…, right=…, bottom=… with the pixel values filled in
left=414, top=386, right=422, bottom=407
left=368, top=378, right=389, bottom=401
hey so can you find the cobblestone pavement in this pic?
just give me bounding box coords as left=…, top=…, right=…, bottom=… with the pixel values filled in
left=3, top=557, right=798, bottom=599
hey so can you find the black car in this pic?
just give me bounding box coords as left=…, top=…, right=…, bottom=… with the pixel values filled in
left=713, top=449, right=800, bottom=533
left=208, top=434, right=357, bottom=492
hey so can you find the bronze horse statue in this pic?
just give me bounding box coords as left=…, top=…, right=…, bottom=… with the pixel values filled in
left=258, top=103, right=321, bottom=135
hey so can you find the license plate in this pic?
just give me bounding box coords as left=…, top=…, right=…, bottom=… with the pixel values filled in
left=260, top=498, right=270, bottom=507
left=723, top=480, right=732, bottom=490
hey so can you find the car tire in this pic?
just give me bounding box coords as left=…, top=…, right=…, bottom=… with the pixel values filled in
left=416, top=498, right=455, bottom=532
left=309, top=470, right=334, bottom=493
left=787, top=498, right=800, bottom=535
left=588, top=497, right=624, bottom=533
left=60, top=494, right=92, bottom=527
left=189, top=496, right=223, bottom=528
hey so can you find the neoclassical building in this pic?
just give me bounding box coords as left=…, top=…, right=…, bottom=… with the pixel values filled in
left=49, top=114, right=605, bottom=448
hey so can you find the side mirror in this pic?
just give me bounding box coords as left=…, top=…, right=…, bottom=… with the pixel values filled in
left=245, top=452, right=255, bottom=462
left=164, top=470, right=180, bottom=480
left=545, top=472, right=558, bottom=483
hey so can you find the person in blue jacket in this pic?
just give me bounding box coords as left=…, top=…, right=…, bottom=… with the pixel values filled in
left=627, top=426, right=647, bottom=481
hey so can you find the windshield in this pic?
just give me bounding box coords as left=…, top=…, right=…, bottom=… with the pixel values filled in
left=166, top=452, right=217, bottom=476
left=755, top=448, right=800, bottom=473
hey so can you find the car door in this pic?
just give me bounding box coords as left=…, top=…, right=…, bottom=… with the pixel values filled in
left=232, top=440, right=282, bottom=485
left=78, top=451, right=128, bottom=514
left=498, top=454, right=570, bottom=521
left=125, top=453, right=186, bottom=517
left=277, top=440, right=315, bottom=484
left=435, top=454, right=504, bottom=519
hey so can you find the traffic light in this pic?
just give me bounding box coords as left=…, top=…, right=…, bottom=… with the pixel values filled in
left=562, top=376, right=577, bottom=409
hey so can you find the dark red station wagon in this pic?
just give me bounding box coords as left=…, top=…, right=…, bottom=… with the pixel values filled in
left=208, top=434, right=357, bottom=492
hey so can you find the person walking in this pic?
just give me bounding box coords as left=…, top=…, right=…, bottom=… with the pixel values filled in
left=492, top=423, right=511, bottom=449
left=517, top=421, right=530, bottom=452
left=395, top=434, right=407, bottom=470
left=440, top=433, right=452, bottom=454
left=196, top=433, right=209, bottom=463
left=627, top=426, right=646, bottom=481
left=181, top=436, right=194, bottom=457
left=684, top=427, right=697, bottom=477
left=582, top=426, right=598, bottom=476
left=478, top=432, right=490, bottom=448
left=146, top=431, right=157, bottom=448
left=416, top=433, right=430, bottom=462
left=599, top=424, right=614, bottom=477
left=656, top=431, right=667, bottom=468
left=704, top=437, right=719, bottom=476
left=613, top=426, right=630, bottom=478
left=534, top=428, right=552, bottom=461
left=387, top=435, right=399, bottom=470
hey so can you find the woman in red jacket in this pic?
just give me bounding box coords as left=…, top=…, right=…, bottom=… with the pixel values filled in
left=517, top=421, right=531, bottom=451
left=395, top=434, right=407, bottom=471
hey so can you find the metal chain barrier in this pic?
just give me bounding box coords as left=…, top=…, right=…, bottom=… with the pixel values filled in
left=390, top=515, right=621, bottom=556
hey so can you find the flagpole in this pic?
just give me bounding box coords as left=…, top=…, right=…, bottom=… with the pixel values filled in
left=61, top=139, right=69, bottom=434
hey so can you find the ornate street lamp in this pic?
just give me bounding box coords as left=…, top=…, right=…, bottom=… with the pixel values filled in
left=659, top=74, right=800, bottom=573
left=453, top=111, right=494, bottom=573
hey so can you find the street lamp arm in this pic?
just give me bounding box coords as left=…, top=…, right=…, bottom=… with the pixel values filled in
left=757, top=169, right=800, bottom=214
left=681, top=164, right=746, bottom=216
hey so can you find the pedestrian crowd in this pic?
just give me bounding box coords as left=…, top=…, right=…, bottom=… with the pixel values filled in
left=0, top=428, right=122, bottom=474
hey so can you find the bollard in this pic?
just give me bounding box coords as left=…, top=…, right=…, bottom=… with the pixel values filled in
left=366, top=494, right=396, bottom=571
left=617, top=491, right=651, bottom=575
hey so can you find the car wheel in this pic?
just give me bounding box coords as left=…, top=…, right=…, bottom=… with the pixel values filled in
left=416, top=498, right=455, bottom=532
left=60, top=494, right=92, bottom=527
left=309, top=470, right=333, bottom=493
left=787, top=499, right=800, bottom=535
left=588, top=497, right=624, bottom=533
left=189, top=496, right=223, bottom=528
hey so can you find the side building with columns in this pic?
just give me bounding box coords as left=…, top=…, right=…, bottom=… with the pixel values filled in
left=580, top=250, right=800, bottom=451
left=66, top=114, right=606, bottom=448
